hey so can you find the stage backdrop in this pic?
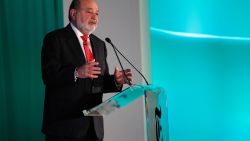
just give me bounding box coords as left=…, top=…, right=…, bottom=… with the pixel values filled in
left=150, top=0, right=250, bottom=141
left=1, top=0, right=149, bottom=141
left=0, top=0, right=63, bottom=141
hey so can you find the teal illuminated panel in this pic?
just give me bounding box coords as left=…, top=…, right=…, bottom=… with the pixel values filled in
left=150, top=0, right=250, bottom=141
left=150, top=0, right=250, bottom=38
left=150, top=28, right=250, bottom=141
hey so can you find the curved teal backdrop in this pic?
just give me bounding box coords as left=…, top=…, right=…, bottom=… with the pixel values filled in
left=150, top=0, right=250, bottom=141
left=0, top=0, right=63, bottom=140
left=150, top=0, right=250, bottom=37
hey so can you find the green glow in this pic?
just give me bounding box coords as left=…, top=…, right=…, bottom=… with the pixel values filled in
left=150, top=0, right=250, bottom=141
left=151, top=27, right=250, bottom=41
left=151, top=29, right=250, bottom=141
left=150, top=0, right=250, bottom=38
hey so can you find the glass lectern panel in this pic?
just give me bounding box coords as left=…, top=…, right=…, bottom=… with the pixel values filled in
left=83, top=84, right=147, bottom=116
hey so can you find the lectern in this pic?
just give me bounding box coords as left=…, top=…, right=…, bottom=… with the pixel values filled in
left=83, top=84, right=169, bottom=141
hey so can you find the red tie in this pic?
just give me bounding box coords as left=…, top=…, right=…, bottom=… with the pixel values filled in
left=81, top=35, right=94, bottom=62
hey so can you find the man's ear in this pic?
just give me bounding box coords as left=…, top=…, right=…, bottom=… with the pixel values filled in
left=70, top=9, right=77, bottom=20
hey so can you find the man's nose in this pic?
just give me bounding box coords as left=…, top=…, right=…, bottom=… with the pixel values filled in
left=91, top=14, right=98, bottom=20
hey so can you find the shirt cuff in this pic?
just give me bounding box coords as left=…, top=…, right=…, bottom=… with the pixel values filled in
left=74, top=68, right=79, bottom=82
left=114, top=78, right=122, bottom=89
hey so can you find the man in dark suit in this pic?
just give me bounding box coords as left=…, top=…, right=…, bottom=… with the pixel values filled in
left=41, top=0, right=132, bottom=140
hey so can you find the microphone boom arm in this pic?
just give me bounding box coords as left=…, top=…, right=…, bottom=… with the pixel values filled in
left=105, top=38, right=149, bottom=85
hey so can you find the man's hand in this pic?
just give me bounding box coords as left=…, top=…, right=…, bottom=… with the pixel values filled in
left=114, top=67, right=132, bottom=85
left=76, top=59, right=101, bottom=79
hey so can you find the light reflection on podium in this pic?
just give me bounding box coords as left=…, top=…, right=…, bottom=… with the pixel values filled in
left=83, top=84, right=169, bottom=141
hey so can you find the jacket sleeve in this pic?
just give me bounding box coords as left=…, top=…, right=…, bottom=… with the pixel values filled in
left=41, top=32, right=76, bottom=87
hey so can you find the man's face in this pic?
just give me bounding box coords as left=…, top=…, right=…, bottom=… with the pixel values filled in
left=72, top=0, right=99, bottom=35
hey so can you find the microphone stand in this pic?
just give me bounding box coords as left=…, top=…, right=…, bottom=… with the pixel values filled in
left=105, top=38, right=149, bottom=85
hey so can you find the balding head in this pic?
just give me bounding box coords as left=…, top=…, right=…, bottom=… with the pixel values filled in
left=68, top=0, right=99, bottom=34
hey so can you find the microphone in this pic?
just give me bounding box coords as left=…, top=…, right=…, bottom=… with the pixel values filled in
left=105, top=37, right=149, bottom=85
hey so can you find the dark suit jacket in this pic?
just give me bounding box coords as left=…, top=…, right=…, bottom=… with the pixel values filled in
left=41, top=24, right=121, bottom=139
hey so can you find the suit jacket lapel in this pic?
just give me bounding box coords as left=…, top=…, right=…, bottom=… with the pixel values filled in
left=65, top=24, right=86, bottom=65
left=90, top=34, right=100, bottom=62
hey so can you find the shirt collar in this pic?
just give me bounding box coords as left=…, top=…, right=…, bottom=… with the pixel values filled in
left=70, top=23, right=90, bottom=38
